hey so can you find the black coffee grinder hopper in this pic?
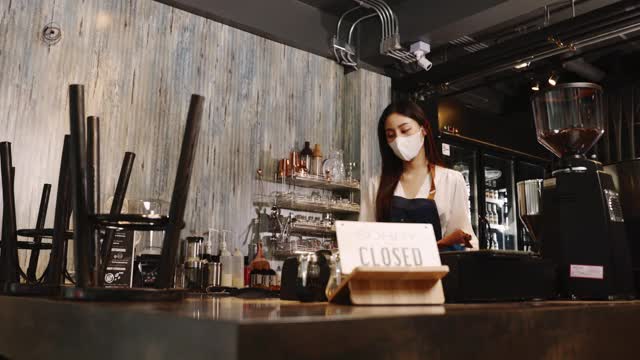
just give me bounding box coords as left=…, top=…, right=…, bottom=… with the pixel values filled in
left=532, top=82, right=634, bottom=300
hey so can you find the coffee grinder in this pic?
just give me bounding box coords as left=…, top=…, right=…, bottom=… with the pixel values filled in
left=531, top=82, right=634, bottom=300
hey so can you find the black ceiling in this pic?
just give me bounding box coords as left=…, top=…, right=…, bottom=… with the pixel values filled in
left=156, top=0, right=624, bottom=80
left=297, top=0, right=411, bottom=15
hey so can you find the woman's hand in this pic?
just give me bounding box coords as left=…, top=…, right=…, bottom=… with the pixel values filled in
left=437, top=229, right=473, bottom=248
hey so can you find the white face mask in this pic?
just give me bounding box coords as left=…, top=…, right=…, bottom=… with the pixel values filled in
left=389, top=130, right=425, bottom=161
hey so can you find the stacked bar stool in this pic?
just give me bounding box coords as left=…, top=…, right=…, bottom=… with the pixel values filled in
left=0, top=139, right=73, bottom=295
left=62, top=84, right=204, bottom=300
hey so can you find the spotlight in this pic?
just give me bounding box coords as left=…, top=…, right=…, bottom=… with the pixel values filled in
left=548, top=73, right=559, bottom=86
left=531, top=81, right=540, bottom=91
left=514, top=62, right=530, bottom=69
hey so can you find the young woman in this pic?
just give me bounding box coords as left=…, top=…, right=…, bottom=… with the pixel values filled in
left=360, top=101, right=477, bottom=251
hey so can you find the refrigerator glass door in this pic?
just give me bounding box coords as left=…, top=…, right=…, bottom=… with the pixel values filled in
left=440, top=142, right=479, bottom=237
left=483, top=154, right=517, bottom=250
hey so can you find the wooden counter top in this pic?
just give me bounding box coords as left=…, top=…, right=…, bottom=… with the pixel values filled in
left=1, top=295, right=638, bottom=359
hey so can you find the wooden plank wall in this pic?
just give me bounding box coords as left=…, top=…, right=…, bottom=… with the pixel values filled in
left=0, top=0, right=391, bottom=274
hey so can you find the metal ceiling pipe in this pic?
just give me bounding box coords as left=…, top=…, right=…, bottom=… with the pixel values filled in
left=368, top=0, right=396, bottom=35
left=443, top=20, right=640, bottom=92
left=359, top=0, right=390, bottom=39
left=406, top=6, right=640, bottom=90
left=443, top=1, right=640, bottom=76
left=349, top=13, right=378, bottom=43
left=337, top=6, right=362, bottom=36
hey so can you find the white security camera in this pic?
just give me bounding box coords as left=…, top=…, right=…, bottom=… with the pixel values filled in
left=410, top=41, right=432, bottom=72
left=416, top=56, right=432, bottom=71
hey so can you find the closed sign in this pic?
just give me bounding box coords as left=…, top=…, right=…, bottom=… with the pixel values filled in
left=336, top=221, right=441, bottom=274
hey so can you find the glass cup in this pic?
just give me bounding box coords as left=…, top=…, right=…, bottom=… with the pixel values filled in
left=130, top=199, right=169, bottom=256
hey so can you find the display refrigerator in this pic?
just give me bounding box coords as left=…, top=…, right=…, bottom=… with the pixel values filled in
left=439, top=132, right=548, bottom=251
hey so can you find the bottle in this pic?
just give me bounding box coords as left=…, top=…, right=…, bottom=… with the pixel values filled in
left=276, top=266, right=282, bottom=288
left=310, top=144, right=323, bottom=176
left=300, top=141, right=313, bottom=173
left=250, top=267, right=262, bottom=288
left=290, top=150, right=300, bottom=176
left=249, top=241, right=270, bottom=271
left=220, top=237, right=232, bottom=287
left=501, top=189, right=509, bottom=225
left=202, top=230, right=214, bottom=262
left=266, top=268, right=277, bottom=290
left=249, top=242, right=270, bottom=288
left=232, top=248, right=244, bottom=288
left=207, top=228, right=220, bottom=263
left=486, top=204, right=494, bottom=225
left=244, top=256, right=250, bottom=287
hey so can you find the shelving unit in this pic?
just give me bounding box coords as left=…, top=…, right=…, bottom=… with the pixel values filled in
left=278, top=175, right=360, bottom=191
left=274, top=197, right=360, bottom=214
left=288, top=222, right=336, bottom=236
left=254, top=170, right=360, bottom=259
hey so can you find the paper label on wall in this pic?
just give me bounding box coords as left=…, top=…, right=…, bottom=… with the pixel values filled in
left=335, top=221, right=440, bottom=274
left=570, top=264, right=604, bottom=280
left=442, top=143, right=451, bottom=157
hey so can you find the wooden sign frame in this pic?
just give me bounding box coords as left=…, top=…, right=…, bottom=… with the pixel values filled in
left=328, top=265, right=449, bottom=305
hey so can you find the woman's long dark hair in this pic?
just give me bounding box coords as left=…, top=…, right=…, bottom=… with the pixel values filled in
left=375, top=101, right=442, bottom=222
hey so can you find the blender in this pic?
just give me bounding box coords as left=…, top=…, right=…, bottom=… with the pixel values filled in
left=531, top=82, right=634, bottom=299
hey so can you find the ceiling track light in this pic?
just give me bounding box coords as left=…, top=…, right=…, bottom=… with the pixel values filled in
left=548, top=72, right=559, bottom=86
left=531, top=81, right=541, bottom=91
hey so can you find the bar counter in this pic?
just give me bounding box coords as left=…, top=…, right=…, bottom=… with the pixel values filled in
left=1, top=295, right=639, bottom=359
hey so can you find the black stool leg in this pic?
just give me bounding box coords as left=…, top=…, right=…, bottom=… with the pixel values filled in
left=68, top=84, right=95, bottom=288
left=45, top=135, right=72, bottom=286
left=0, top=142, right=20, bottom=284
left=26, top=183, right=51, bottom=282
left=99, top=152, right=135, bottom=284
left=156, top=94, right=204, bottom=289
left=87, top=116, right=101, bottom=214
left=87, top=116, right=101, bottom=284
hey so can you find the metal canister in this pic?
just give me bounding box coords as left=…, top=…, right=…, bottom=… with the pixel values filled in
left=208, top=262, right=221, bottom=287
left=174, top=264, right=186, bottom=289
left=185, top=260, right=203, bottom=290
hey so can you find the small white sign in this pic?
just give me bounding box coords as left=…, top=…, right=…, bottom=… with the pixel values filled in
left=570, top=264, right=604, bottom=280
left=442, top=143, right=451, bottom=157
left=335, top=221, right=441, bottom=274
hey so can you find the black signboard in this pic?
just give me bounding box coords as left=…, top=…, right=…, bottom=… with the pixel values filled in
left=103, top=230, right=135, bottom=288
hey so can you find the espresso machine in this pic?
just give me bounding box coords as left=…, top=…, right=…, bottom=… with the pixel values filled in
left=531, top=82, right=634, bottom=299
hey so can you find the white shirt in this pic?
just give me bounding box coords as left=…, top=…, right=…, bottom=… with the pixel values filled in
left=359, top=166, right=479, bottom=249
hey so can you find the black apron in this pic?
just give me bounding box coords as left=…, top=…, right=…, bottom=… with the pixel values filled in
left=387, top=166, right=463, bottom=252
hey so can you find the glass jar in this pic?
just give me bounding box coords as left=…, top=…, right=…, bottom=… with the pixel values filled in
left=322, top=150, right=346, bottom=182
left=131, top=199, right=169, bottom=256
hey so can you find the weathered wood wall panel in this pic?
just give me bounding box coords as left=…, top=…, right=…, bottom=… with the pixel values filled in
left=0, top=0, right=390, bottom=274
left=343, top=70, right=392, bottom=188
